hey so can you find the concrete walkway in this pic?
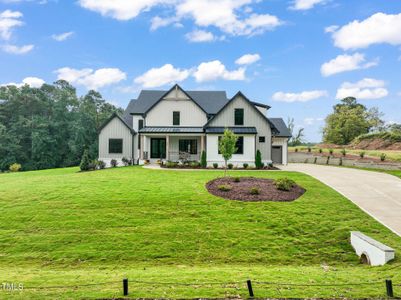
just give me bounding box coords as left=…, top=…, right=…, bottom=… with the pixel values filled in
left=281, top=164, right=401, bottom=236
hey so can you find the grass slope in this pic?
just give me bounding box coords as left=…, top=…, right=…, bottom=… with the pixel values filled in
left=289, top=146, right=401, bottom=162
left=0, top=167, right=400, bottom=299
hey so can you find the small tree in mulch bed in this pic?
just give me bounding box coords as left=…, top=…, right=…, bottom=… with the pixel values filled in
left=201, top=150, right=207, bottom=168
left=80, top=149, right=90, bottom=171
left=218, top=129, right=238, bottom=177
left=255, top=150, right=263, bottom=169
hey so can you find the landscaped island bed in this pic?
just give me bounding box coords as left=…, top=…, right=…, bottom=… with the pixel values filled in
left=0, top=167, right=400, bottom=299
left=206, top=177, right=305, bottom=201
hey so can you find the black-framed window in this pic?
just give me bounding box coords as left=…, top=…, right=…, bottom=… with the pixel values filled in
left=234, top=108, right=244, bottom=125
left=179, top=139, right=197, bottom=154
left=138, top=119, right=144, bottom=130
left=138, top=135, right=141, bottom=149
left=173, top=111, right=180, bottom=126
left=259, top=136, right=265, bottom=143
left=109, top=139, right=123, bottom=154
left=218, top=136, right=243, bottom=154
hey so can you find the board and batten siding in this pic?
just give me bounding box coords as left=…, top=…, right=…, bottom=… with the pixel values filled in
left=98, top=117, right=133, bottom=166
left=145, top=90, right=207, bottom=127
left=207, top=95, right=272, bottom=162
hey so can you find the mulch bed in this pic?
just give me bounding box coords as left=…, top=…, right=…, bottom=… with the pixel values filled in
left=206, top=177, right=305, bottom=202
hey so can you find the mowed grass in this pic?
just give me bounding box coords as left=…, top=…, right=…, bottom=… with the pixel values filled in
left=289, top=146, right=401, bottom=162
left=0, top=167, right=401, bottom=299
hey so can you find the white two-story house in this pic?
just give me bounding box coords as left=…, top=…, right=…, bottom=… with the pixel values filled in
left=98, top=84, right=291, bottom=167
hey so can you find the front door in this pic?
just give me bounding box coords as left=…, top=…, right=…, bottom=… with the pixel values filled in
left=150, top=138, right=166, bottom=159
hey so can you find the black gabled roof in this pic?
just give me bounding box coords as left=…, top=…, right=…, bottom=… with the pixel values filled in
left=251, top=101, right=271, bottom=109
left=204, top=91, right=279, bottom=134
left=269, top=118, right=292, bottom=138
left=127, top=86, right=228, bottom=115
left=98, top=112, right=135, bottom=134
left=205, top=127, right=257, bottom=134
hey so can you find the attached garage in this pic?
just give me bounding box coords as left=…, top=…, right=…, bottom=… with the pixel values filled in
left=272, top=146, right=283, bottom=164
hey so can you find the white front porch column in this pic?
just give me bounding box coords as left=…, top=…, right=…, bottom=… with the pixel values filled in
left=140, top=135, right=144, bottom=160
left=200, top=135, right=205, bottom=153
left=166, top=135, right=170, bottom=161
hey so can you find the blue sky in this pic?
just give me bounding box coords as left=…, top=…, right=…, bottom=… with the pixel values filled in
left=0, top=0, right=400, bottom=142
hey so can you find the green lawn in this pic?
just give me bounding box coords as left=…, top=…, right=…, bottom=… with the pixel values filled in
left=0, top=167, right=400, bottom=299
left=289, top=146, right=401, bottom=162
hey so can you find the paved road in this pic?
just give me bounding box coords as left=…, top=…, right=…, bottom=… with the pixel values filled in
left=281, top=164, right=401, bottom=237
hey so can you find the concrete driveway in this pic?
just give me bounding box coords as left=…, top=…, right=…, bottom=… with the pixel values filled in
left=281, top=164, right=401, bottom=237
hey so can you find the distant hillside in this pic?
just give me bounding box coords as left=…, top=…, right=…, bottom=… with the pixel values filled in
left=352, top=132, right=401, bottom=150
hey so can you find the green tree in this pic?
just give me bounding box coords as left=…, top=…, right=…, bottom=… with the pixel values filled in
left=80, top=149, right=90, bottom=171
left=255, top=150, right=262, bottom=169
left=323, top=97, right=383, bottom=145
left=200, top=150, right=207, bottom=168
left=287, top=118, right=304, bottom=146
left=218, top=129, right=238, bottom=176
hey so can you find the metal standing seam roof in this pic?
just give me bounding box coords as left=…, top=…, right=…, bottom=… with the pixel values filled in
left=205, top=127, right=257, bottom=134
left=126, top=90, right=230, bottom=115
left=268, top=118, right=292, bottom=137
left=139, top=127, right=204, bottom=134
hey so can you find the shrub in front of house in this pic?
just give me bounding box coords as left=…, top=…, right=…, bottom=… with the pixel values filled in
left=218, top=184, right=232, bottom=192
left=110, top=159, right=118, bottom=168
left=307, top=147, right=311, bottom=152
left=255, top=150, right=263, bottom=169
left=260, top=162, right=265, bottom=169
left=341, top=149, right=346, bottom=156
left=96, top=160, right=106, bottom=169
left=295, top=148, right=298, bottom=152
left=201, top=150, right=207, bottom=168
left=88, top=161, right=96, bottom=171
left=329, top=149, right=334, bottom=155
left=380, top=153, right=386, bottom=162
left=275, top=177, right=295, bottom=191
left=228, top=163, right=233, bottom=169
left=359, top=151, right=365, bottom=159
left=233, top=177, right=240, bottom=182
left=213, top=163, right=218, bottom=169
left=319, top=148, right=323, bottom=153
left=190, top=161, right=200, bottom=168
left=80, top=149, right=90, bottom=171
left=243, top=163, right=248, bottom=169
left=122, top=157, right=132, bottom=166
left=166, top=161, right=178, bottom=168
left=9, top=163, right=21, bottom=172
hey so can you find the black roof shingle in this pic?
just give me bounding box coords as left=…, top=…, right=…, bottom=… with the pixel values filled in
left=269, top=118, right=292, bottom=137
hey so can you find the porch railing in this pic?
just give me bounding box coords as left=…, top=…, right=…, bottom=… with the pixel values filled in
left=168, top=151, right=200, bottom=162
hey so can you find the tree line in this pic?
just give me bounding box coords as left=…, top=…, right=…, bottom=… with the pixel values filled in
left=288, top=96, right=399, bottom=146
left=0, top=80, right=122, bottom=171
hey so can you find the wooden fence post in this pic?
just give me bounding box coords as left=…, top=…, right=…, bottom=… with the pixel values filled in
left=247, top=280, right=254, bottom=298
left=123, top=278, right=128, bottom=296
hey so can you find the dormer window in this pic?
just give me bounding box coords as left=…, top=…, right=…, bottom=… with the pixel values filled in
left=234, top=108, right=244, bottom=125
left=173, top=111, right=180, bottom=126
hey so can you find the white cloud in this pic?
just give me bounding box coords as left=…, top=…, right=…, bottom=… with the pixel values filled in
left=304, top=117, right=324, bottom=125
left=0, top=9, right=23, bottom=40
left=2, top=76, right=45, bottom=88
left=289, top=0, right=326, bottom=10
left=321, top=53, right=378, bottom=77
left=1, top=44, right=34, bottom=54
left=336, top=78, right=388, bottom=100
left=332, top=13, right=401, bottom=50
left=185, top=29, right=215, bottom=42
left=78, top=0, right=282, bottom=37
left=235, top=53, right=261, bottom=65
left=193, top=60, right=245, bottom=82
left=77, top=0, right=170, bottom=21
left=272, top=90, right=328, bottom=102
left=324, top=25, right=338, bottom=33
left=55, top=67, right=127, bottom=90
left=51, top=31, right=74, bottom=41
left=134, top=64, right=190, bottom=88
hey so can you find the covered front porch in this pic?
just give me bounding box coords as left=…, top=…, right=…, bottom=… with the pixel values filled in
left=138, top=127, right=206, bottom=163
